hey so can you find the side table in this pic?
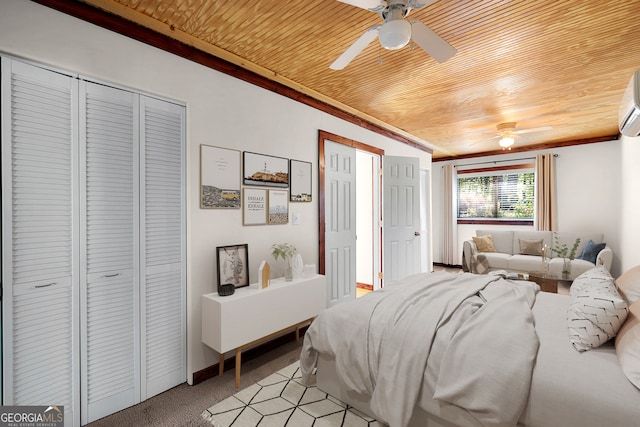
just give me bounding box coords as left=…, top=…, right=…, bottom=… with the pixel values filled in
left=201, top=274, right=326, bottom=388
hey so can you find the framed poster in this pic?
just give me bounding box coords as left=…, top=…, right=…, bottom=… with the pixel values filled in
left=268, top=189, right=289, bottom=224
left=289, top=159, right=312, bottom=202
left=216, top=244, right=249, bottom=289
left=243, top=151, right=289, bottom=188
left=200, top=145, right=241, bottom=208
left=243, top=188, right=267, bottom=225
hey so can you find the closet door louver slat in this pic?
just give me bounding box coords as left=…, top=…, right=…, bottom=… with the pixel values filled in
left=80, top=81, right=139, bottom=424
left=1, top=59, right=79, bottom=426
left=141, top=98, right=185, bottom=398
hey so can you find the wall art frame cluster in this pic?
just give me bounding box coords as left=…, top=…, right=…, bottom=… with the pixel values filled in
left=200, top=145, right=312, bottom=227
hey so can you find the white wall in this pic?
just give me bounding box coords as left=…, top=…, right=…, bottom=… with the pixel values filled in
left=432, top=140, right=623, bottom=275
left=620, top=134, right=640, bottom=272
left=0, top=0, right=432, bottom=383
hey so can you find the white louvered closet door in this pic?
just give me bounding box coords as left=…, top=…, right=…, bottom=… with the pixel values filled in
left=140, top=96, right=186, bottom=399
left=79, top=81, right=139, bottom=424
left=1, top=59, right=80, bottom=425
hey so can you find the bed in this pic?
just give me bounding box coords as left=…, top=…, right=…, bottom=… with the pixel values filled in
left=300, top=269, right=640, bottom=427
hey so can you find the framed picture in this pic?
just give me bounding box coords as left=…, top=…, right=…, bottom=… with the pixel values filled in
left=243, top=188, right=267, bottom=225
left=200, top=145, right=241, bottom=208
left=268, top=189, right=289, bottom=224
left=289, top=159, right=312, bottom=202
left=243, top=151, right=289, bottom=188
left=216, top=244, right=249, bottom=289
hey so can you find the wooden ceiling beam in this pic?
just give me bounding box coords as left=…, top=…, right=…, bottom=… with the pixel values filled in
left=31, top=0, right=434, bottom=154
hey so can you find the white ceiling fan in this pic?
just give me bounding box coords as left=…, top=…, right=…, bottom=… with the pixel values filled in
left=489, top=122, right=554, bottom=149
left=330, top=0, right=456, bottom=70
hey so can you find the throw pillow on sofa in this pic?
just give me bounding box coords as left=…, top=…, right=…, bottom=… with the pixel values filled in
left=472, top=235, right=496, bottom=252
left=568, top=266, right=628, bottom=352
left=577, top=239, right=606, bottom=264
left=518, top=238, right=543, bottom=256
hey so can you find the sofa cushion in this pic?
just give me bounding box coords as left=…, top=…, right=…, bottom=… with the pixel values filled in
left=476, top=230, right=514, bottom=254
left=480, top=252, right=512, bottom=270
left=513, top=231, right=552, bottom=255
left=508, top=254, right=546, bottom=272
left=616, top=265, right=640, bottom=305
left=547, top=258, right=596, bottom=277
left=577, top=239, right=606, bottom=264
left=553, top=232, right=603, bottom=259
left=519, top=238, right=543, bottom=256
left=615, top=300, right=640, bottom=390
left=472, top=235, right=496, bottom=252
left=568, top=266, right=628, bottom=352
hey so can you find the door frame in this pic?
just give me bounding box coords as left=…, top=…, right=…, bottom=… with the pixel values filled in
left=318, top=130, right=384, bottom=278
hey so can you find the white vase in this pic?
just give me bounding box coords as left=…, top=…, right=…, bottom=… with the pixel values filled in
left=292, top=254, right=304, bottom=278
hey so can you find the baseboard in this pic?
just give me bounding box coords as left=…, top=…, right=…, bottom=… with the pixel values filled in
left=192, top=325, right=309, bottom=385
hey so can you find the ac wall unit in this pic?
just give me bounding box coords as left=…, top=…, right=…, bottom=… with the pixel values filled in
left=619, top=70, right=640, bottom=137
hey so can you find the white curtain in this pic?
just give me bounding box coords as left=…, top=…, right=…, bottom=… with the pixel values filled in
left=535, top=153, right=557, bottom=231
left=443, top=164, right=458, bottom=264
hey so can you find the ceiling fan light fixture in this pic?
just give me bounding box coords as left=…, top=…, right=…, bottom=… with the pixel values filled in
left=499, top=136, right=515, bottom=148
left=379, top=19, right=412, bottom=50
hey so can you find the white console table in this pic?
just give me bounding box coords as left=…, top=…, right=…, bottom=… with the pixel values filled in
left=202, top=274, right=326, bottom=388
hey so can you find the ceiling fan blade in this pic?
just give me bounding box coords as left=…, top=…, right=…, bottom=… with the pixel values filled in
left=513, top=126, right=554, bottom=135
left=410, top=20, right=456, bottom=63
left=408, top=1, right=438, bottom=10
left=330, top=25, right=380, bottom=70
left=338, top=0, right=386, bottom=12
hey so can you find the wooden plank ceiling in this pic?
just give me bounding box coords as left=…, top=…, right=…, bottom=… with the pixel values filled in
left=73, top=0, right=640, bottom=158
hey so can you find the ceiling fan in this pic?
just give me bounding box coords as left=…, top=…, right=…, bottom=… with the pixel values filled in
left=330, top=0, right=456, bottom=70
left=489, top=122, right=554, bottom=149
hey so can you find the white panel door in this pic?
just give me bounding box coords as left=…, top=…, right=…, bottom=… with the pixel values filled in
left=79, top=81, right=139, bottom=424
left=139, top=96, right=186, bottom=398
left=383, top=156, right=421, bottom=285
left=1, top=59, right=80, bottom=425
left=324, top=141, right=357, bottom=306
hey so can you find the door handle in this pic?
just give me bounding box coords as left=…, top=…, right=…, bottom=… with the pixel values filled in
left=414, top=231, right=421, bottom=236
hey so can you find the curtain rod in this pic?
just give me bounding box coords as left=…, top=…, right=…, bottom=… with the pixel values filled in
left=446, top=153, right=557, bottom=168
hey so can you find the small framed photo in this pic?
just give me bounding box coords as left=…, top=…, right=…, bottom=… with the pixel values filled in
left=243, top=188, right=267, bottom=225
left=268, top=189, right=289, bottom=225
left=243, top=151, right=289, bottom=188
left=200, top=145, right=241, bottom=209
left=290, top=159, right=312, bottom=202
left=216, top=244, right=249, bottom=289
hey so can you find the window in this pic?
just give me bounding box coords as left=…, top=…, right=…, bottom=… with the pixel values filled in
left=457, top=165, right=534, bottom=224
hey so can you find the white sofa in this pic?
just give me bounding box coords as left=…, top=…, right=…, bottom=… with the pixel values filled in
left=462, top=230, right=613, bottom=276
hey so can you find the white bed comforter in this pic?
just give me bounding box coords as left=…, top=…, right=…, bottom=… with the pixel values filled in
left=300, top=272, right=540, bottom=427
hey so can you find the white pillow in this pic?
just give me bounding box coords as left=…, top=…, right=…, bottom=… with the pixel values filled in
left=570, top=265, right=614, bottom=295
left=615, top=301, right=640, bottom=390
left=568, top=267, right=629, bottom=352
left=615, top=265, right=640, bottom=305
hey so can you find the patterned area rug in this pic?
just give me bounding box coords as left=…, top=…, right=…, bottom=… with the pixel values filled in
left=201, top=362, right=384, bottom=427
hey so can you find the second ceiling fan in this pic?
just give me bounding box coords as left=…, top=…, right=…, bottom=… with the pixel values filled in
left=330, top=0, right=456, bottom=70
left=490, top=122, right=554, bottom=149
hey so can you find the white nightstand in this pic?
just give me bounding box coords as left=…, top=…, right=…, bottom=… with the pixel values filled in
left=202, top=274, right=326, bottom=388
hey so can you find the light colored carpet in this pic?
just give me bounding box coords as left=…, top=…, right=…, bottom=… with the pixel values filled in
left=201, top=362, right=384, bottom=427
left=87, top=339, right=304, bottom=427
